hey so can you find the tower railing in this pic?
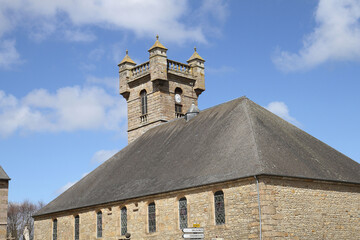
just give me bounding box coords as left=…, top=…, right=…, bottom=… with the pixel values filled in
left=131, top=61, right=150, bottom=77
left=167, top=60, right=191, bottom=75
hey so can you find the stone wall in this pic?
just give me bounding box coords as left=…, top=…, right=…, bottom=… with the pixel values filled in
left=258, top=177, right=360, bottom=240
left=0, top=180, right=8, bottom=240
left=126, top=73, right=199, bottom=143
left=34, top=178, right=259, bottom=240
left=34, top=177, right=360, bottom=240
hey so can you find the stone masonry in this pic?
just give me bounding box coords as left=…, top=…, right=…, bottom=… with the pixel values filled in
left=34, top=176, right=360, bottom=240
left=0, top=179, right=9, bottom=239
left=119, top=36, right=205, bottom=143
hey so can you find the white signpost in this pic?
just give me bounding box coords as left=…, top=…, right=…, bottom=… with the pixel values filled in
left=182, top=228, right=204, bottom=239
left=183, top=233, right=205, bottom=239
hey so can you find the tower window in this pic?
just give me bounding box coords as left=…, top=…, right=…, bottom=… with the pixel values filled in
left=140, top=90, right=148, bottom=115
left=97, top=211, right=102, bottom=238
left=214, top=191, right=225, bottom=225
left=175, top=88, right=183, bottom=118
left=148, top=202, right=156, bottom=233
left=74, top=215, right=80, bottom=240
left=121, top=207, right=127, bottom=236
left=53, top=219, right=57, bottom=240
left=175, top=104, right=182, bottom=113
left=179, top=197, right=188, bottom=229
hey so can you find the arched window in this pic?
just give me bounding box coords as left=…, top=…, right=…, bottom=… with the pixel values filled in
left=179, top=197, right=188, bottom=229
left=121, top=207, right=127, bottom=236
left=74, top=215, right=80, bottom=240
left=97, top=211, right=102, bottom=238
left=214, top=191, right=225, bottom=225
left=53, top=219, right=57, bottom=240
left=140, top=90, right=148, bottom=115
left=148, top=202, right=156, bottom=233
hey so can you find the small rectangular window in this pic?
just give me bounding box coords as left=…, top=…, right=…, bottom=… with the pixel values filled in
left=121, top=207, right=127, bottom=235
left=179, top=198, right=188, bottom=229
left=53, top=219, right=57, bottom=240
left=74, top=215, right=80, bottom=240
left=148, top=203, right=156, bottom=233
left=175, top=104, right=182, bottom=113
left=214, top=191, right=225, bottom=225
left=97, top=211, right=102, bottom=238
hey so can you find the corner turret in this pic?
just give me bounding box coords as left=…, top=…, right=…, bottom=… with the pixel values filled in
left=187, top=47, right=205, bottom=96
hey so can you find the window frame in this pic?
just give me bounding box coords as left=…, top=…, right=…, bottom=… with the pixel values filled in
left=148, top=202, right=156, bottom=233
left=214, top=191, right=225, bottom=225
left=53, top=219, right=57, bottom=240
left=140, top=90, right=148, bottom=115
left=97, top=211, right=102, bottom=238
left=121, top=207, right=127, bottom=236
left=178, top=197, right=188, bottom=229
left=74, top=215, right=80, bottom=240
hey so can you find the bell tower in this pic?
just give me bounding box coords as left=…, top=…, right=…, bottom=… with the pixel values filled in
left=119, top=36, right=205, bottom=143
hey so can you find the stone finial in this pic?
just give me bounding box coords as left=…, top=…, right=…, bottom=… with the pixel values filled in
left=149, top=35, right=168, bottom=51
left=119, top=50, right=136, bottom=65
left=187, top=47, right=205, bottom=62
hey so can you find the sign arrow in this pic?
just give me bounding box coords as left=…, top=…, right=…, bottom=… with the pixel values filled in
left=183, top=233, right=205, bottom=239
left=182, top=228, right=204, bottom=233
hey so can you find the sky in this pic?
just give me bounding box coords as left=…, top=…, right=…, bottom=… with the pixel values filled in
left=1, top=0, right=360, bottom=204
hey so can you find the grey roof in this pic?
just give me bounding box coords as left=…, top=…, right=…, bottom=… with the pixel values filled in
left=0, top=166, right=10, bottom=180
left=35, top=97, right=360, bottom=217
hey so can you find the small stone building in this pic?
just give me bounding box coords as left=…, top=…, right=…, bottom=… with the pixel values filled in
left=0, top=166, right=10, bottom=239
left=33, top=38, right=360, bottom=240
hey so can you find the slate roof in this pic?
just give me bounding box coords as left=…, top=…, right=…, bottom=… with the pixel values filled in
left=35, top=97, right=360, bottom=217
left=0, top=166, right=10, bottom=180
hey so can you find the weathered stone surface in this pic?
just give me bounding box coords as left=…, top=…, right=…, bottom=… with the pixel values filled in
left=0, top=180, right=8, bottom=240
left=34, top=177, right=360, bottom=240
left=120, top=39, right=204, bottom=143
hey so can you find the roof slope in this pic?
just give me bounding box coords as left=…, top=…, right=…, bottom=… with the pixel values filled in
left=0, top=166, right=10, bottom=180
left=35, top=97, right=360, bottom=216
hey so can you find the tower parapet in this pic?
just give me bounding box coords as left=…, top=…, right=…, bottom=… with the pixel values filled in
left=119, top=36, right=205, bottom=143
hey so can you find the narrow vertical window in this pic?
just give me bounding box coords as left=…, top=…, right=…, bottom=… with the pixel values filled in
left=214, top=191, right=225, bottom=225
left=53, top=219, right=57, bottom=240
left=140, top=90, right=147, bottom=115
left=97, top=211, right=102, bottom=238
left=148, top=202, right=156, bottom=233
left=74, top=215, right=80, bottom=240
left=179, top=197, right=188, bottom=229
left=121, top=207, right=127, bottom=236
left=174, top=88, right=183, bottom=118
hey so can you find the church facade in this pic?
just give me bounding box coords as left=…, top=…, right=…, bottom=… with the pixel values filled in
left=33, top=38, right=360, bottom=240
left=0, top=166, right=10, bottom=239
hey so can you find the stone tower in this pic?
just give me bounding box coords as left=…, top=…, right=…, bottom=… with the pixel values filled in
left=0, top=166, right=9, bottom=239
left=119, top=36, right=205, bottom=143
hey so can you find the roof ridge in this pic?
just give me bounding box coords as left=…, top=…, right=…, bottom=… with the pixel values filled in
left=243, top=98, right=263, bottom=174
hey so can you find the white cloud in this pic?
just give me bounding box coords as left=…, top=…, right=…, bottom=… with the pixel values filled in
left=266, top=101, right=300, bottom=126
left=0, top=39, right=21, bottom=69
left=273, top=0, right=360, bottom=71
left=91, top=149, right=118, bottom=164
left=56, top=181, right=75, bottom=195
left=0, top=0, right=227, bottom=44
left=0, top=0, right=229, bottom=69
left=0, top=85, right=127, bottom=137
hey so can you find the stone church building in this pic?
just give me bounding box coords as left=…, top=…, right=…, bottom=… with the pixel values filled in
left=0, top=166, right=10, bottom=239
left=34, top=37, right=360, bottom=240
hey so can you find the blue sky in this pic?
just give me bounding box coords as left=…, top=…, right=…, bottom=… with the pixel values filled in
left=1, top=0, right=359, bottom=204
